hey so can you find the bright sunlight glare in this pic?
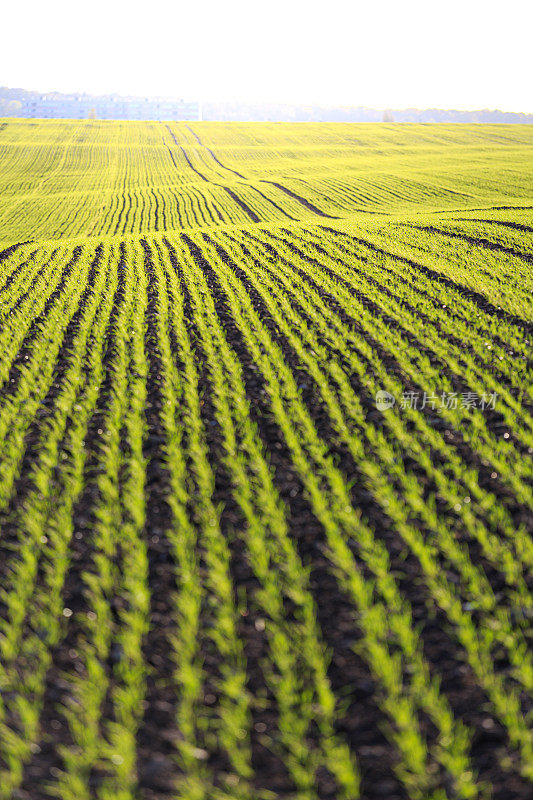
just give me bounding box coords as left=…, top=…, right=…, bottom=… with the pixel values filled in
left=2, top=0, right=532, bottom=111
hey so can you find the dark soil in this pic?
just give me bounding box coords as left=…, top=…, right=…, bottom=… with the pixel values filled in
left=135, top=240, right=185, bottom=797
left=413, top=224, right=533, bottom=266
left=262, top=180, right=338, bottom=218
left=221, top=186, right=260, bottom=222
left=2, top=229, right=531, bottom=800
left=258, top=229, right=533, bottom=535
left=0, top=245, right=104, bottom=608
left=323, top=226, right=532, bottom=333
left=186, top=231, right=532, bottom=800
left=182, top=232, right=407, bottom=799
left=15, top=245, right=125, bottom=798
left=0, top=240, right=33, bottom=263
left=452, top=218, right=533, bottom=234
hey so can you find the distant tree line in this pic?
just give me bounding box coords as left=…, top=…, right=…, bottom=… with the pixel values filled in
left=2, top=87, right=532, bottom=123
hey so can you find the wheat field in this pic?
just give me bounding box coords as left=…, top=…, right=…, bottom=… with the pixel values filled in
left=0, top=119, right=532, bottom=800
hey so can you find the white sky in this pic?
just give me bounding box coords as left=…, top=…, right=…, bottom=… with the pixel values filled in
left=2, top=0, right=532, bottom=111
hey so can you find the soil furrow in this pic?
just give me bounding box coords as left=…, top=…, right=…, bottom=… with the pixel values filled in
left=184, top=127, right=246, bottom=180
left=238, top=230, right=531, bottom=591
left=16, top=247, right=125, bottom=798
left=0, top=240, right=32, bottom=263
left=249, top=185, right=297, bottom=220
left=262, top=180, right=339, bottom=218
left=0, top=245, right=104, bottom=608
left=183, top=233, right=423, bottom=799
left=217, top=186, right=257, bottom=222
left=135, top=240, right=182, bottom=798
left=452, top=219, right=533, bottom=234
left=194, top=233, right=531, bottom=798
left=413, top=224, right=533, bottom=265
left=321, top=226, right=533, bottom=332
left=261, top=230, right=533, bottom=532
left=175, top=235, right=297, bottom=796
left=166, top=125, right=210, bottom=184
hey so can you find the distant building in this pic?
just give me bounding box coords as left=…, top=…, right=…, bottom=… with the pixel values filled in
left=19, top=94, right=201, bottom=120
